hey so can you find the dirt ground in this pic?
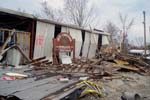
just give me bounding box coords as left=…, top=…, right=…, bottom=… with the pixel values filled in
left=80, top=72, right=150, bottom=100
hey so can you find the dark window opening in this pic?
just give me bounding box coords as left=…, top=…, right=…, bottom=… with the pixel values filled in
left=54, top=25, right=61, bottom=38
left=98, top=34, right=102, bottom=50
left=54, top=25, right=61, bottom=62
left=80, top=30, right=85, bottom=56
left=0, top=31, right=9, bottom=47
left=81, top=30, right=85, bottom=42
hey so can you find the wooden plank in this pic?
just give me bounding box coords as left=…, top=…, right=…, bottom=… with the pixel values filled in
left=24, top=56, right=46, bottom=65
left=32, top=60, right=49, bottom=66
left=15, top=45, right=31, bottom=62
left=31, top=56, right=46, bottom=61
left=114, top=64, right=139, bottom=71
left=0, top=44, right=31, bottom=62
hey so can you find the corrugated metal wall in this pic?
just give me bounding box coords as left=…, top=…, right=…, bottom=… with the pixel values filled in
left=34, top=21, right=54, bottom=61
left=69, top=28, right=82, bottom=58
left=34, top=21, right=106, bottom=60
left=82, top=32, right=90, bottom=57
left=88, top=33, right=98, bottom=58
left=82, top=32, right=99, bottom=58
left=61, top=26, right=99, bottom=58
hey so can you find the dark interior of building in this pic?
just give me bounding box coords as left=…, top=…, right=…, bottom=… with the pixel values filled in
left=0, top=11, right=36, bottom=58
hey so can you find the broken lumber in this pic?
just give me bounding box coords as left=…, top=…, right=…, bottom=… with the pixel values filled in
left=24, top=56, right=46, bottom=65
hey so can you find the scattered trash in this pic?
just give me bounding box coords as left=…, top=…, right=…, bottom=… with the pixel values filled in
left=59, top=77, right=69, bottom=83
left=79, top=77, right=89, bottom=81
left=78, top=81, right=103, bottom=98
left=59, top=53, right=72, bottom=64
left=5, top=72, right=28, bottom=79
left=1, top=76, right=15, bottom=80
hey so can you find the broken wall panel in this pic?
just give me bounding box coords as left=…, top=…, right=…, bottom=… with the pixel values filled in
left=82, top=32, right=90, bottom=58
left=69, top=28, right=82, bottom=58
left=88, top=34, right=98, bottom=58
left=82, top=32, right=99, bottom=58
left=34, top=21, right=54, bottom=61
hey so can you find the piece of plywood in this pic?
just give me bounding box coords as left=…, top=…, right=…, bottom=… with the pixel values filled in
left=17, top=32, right=31, bottom=57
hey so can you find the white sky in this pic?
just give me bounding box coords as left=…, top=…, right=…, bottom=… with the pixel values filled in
left=0, top=0, right=150, bottom=44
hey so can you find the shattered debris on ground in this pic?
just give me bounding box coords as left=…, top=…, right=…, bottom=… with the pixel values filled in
left=0, top=43, right=150, bottom=100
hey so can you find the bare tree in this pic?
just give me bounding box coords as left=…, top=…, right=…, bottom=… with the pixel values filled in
left=64, top=0, right=97, bottom=27
left=119, top=13, right=134, bottom=53
left=40, top=1, right=63, bottom=22
left=104, top=21, right=119, bottom=44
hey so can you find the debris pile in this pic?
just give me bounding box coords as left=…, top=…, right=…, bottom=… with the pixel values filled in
left=0, top=43, right=150, bottom=100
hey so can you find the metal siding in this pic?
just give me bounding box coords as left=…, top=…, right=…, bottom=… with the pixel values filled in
left=88, top=34, right=98, bottom=58
left=34, top=21, right=54, bottom=61
left=82, top=32, right=90, bottom=57
left=82, top=32, right=98, bottom=58
left=69, top=28, right=82, bottom=58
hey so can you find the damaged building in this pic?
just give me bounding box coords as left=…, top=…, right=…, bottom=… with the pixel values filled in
left=0, top=7, right=109, bottom=63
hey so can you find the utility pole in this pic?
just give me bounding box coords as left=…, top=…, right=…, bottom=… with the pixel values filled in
left=143, top=11, right=146, bottom=57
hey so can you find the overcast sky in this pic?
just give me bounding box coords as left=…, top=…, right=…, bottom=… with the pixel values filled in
left=0, top=0, right=150, bottom=45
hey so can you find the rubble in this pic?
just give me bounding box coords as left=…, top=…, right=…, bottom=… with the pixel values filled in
left=0, top=30, right=149, bottom=100
left=0, top=47, right=150, bottom=100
